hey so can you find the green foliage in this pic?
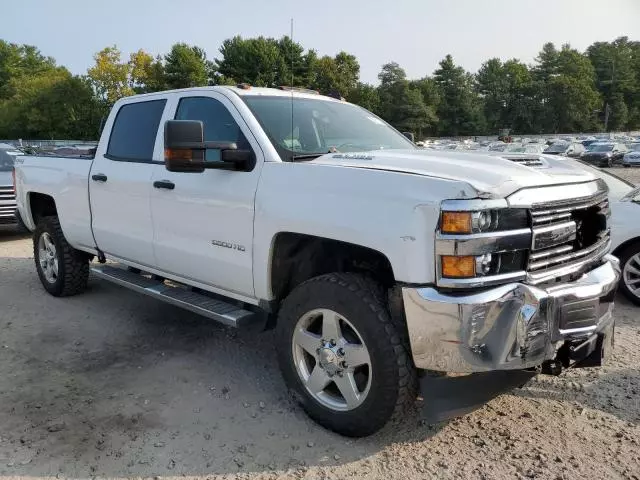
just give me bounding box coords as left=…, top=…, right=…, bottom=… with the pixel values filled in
left=533, top=44, right=601, bottom=133
left=1, top=35, right=639, bottom=140
left=0, top=69, right=101, bottom=139
left=434, top=55, right=485, bottom=136
left=0, top=40, right=56, bottom=99
left=347, top=82, right=380, bottom=114
left=164, top=43, right=210, bottom=89
left=87, top=46, right=133, bottom=105
left=375, top=63, right=438, bottom=136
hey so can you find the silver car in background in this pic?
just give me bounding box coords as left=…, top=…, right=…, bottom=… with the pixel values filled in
left=622, top=143, right=640, bottom=167
left=0, top=143, right=25, bottom=229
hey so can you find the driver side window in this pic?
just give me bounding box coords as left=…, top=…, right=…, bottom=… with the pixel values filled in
left=175, top=96, right=250, bottom=162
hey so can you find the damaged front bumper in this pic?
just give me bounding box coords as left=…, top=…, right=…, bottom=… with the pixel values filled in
left=402, top=255, right=620, bottom=373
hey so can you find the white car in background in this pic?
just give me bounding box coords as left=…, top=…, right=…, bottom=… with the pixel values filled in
left=563, top=160, right=640, bottom=305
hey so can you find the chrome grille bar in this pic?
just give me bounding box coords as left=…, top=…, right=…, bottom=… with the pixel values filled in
left=528, top=232, right=610, bottom=271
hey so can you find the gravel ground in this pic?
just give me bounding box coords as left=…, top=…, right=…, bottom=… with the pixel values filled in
left=0, top=167, right=639, bottom=480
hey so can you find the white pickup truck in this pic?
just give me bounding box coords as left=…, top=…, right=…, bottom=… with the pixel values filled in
left=14, top=86, right=620, bottom=436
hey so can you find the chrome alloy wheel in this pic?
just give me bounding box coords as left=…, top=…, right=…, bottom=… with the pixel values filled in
left=623, top=253, right=640, bottom=300
left=292, top=308, right=372, bottom=411
left=38, top=232, right=59, bottom=284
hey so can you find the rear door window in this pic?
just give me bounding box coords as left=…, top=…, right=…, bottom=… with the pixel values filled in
left=107, top=99, right=167, bottom=161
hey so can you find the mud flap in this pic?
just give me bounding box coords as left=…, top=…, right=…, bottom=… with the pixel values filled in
left=420, top=370, right=537, bottom=424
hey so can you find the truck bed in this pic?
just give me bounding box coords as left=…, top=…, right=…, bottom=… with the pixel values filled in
left=15, top=154, right=96, bottom=252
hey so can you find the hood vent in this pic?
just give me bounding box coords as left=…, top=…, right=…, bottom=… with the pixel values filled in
left=500, top=155, right=546, bottom=168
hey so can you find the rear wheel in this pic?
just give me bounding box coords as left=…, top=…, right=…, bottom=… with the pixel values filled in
left=619, top=243, right=640, bottom=306
left=33, top=217, right=90, bottom=297
left=276, top=273, right=417, bottom=437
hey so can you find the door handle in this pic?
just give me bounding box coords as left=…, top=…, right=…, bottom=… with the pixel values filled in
left=153, top=180, right=175, bottom=190
left=91, top=173, right=107, bottom=182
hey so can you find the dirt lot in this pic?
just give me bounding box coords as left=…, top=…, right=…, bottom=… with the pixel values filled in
left=1, top=168, right=639, bottom=480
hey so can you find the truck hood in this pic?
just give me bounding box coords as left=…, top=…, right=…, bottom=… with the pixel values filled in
left=310, top=149, right=599, bottom=198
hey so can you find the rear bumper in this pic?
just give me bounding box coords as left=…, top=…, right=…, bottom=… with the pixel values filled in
left=402, top=255, right=620, bottom=373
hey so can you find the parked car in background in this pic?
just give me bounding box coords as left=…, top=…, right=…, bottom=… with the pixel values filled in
left=562, top=159, right=640, bottom=305
left=581, top=143, right=628, bottom=167
left=622, top=143, right=640, bottom=167
left=0, top=143, right=26, bottom=230
left=543, top=142, right=585, bottom=158
left=582, top=139, right=599, bottom=148
left=504, top=143, right=547, bottom=154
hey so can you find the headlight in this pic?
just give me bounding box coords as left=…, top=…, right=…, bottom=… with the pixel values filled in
left=437, top=201, right=530, bottom=287
left=440, top=209, right=528, bottom=234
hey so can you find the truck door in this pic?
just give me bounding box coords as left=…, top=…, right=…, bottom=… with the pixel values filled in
left=150, top=93, right=262, bottom=298
left=89, top=98, right=167, bottom=267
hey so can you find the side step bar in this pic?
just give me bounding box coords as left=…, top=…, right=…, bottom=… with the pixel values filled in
left=90, top=264, right=259, bottom=328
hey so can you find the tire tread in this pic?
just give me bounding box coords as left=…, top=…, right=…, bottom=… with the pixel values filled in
left=33, top=216, right=89, bottom=297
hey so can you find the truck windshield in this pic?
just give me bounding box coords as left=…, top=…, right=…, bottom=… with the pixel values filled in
left=242, top=96, right=415, bottom=161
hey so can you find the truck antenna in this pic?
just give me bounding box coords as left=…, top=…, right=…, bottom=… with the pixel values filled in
left=290, top=17, right=294, bottom=160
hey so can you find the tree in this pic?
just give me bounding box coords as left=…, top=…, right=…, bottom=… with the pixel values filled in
left=0, top=41, right=56, bottom=99
left=376, top=63, right=437, bottom=137
left=128, top=49, right=166, bottom=93
left=0, top=69, right=101, bottom=139
left=87, top=46, right=133, bottom=105
left=533, top=43, right=601, bottom=132
left=587, top=37, right=638, bottom=130
left=433, top=55, right=485, bottom=136
left=164, top=43, right=210, bottom=89
left=215, top=36, right=287, bottom=87
left=476, top=58, right=535, bottom=133
left=307, top=52, right=360, bottom=97
left=347, top=82, right=380, bottom=114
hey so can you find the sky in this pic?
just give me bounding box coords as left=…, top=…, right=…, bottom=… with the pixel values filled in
left=3, top=0, right=640, bottom=84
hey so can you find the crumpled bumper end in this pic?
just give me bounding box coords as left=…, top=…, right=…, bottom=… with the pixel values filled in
left=402, top=255, right=620, bottom=373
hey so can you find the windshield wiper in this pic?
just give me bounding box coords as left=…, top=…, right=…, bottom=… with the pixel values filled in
left=290, top=153, right=328, bottom=161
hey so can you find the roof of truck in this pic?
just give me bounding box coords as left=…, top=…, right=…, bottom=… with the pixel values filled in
left=120, top=85, right=342, bottom=103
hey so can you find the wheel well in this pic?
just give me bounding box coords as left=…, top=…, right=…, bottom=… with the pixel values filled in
left=28, top=193, right=57, bottom=223
left=270, top=233, right=395, bottom=303
left=612, top=237, right=640, bottom=259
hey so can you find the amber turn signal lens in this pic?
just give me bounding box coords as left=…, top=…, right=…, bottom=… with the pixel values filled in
left=441, top=255, right=476, bottom=278
left=165, top=148, right=193, bottom=161
left=441, top=211, right=472, bottom=234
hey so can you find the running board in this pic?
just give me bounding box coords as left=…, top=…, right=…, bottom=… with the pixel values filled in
left=90, top=264, right=259, bottom=328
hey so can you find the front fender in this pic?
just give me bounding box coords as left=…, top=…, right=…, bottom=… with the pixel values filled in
left=252, top=162, right=480, bottom=300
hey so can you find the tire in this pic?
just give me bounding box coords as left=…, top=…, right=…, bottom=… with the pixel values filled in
left=33, top=216, right=90, bottom=297
left=276, top=272, right=417, bottom=437
left=618, top=243, right=640, bottom=306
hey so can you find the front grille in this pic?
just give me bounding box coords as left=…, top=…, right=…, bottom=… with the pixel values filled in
left=526, top=192, right=609, bottom=284
left=0, top=185, right=17, bottom=222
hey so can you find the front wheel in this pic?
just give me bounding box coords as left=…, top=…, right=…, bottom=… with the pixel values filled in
left=33, top=217, right=90, bottom=297
left=619, top=243, right=640, bottom=306
left=276, top=273, right=417, bottom=437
